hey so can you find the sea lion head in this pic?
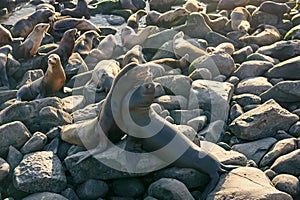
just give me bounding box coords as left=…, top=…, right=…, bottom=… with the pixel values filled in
left=34, top=23, right=50, bottom=35
left=129, top=82, right=156, bottom=110
left=47, top=54, right=61, bottom=73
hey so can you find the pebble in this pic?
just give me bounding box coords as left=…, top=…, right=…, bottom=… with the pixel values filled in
left=76, top=179, right=109, bottom=199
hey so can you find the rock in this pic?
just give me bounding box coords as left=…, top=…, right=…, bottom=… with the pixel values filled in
left=177, top=125, right=198, bottom=141
left=251, top=10, right=278, bottom=28
left=0, top=121, right=31, bottom=157
left=226, top=76, right=240, bottom=86
left=0, top=97, right=64, bottom=132
left=231, top=94, right=261, bottom=107
left=189, top=51, right=236, bottom=78
left=39, top=106, right=72, bottom=132
left=230, top=103, right=243, bottom=120
left=270, top=149, right=300, bottom=176
left=6, top=146, right=23, bottom=171
left=22, top=192, right=68, bottom=200
left=106, top=15, right=125, bottom=25
left=272, top=174, right=300, bottom=196
left=213, top=74, right=226, bottom=82
left=233, top=60, right=273, bottom=80
left=260, top=81, right=300, bottom=103
left=265, top=169, right=278, bottom=180
left=111, top=178, right=145, bottom=197
left=66, top=70, right=93, bottom=88
left=16, top=69, right=44, bottom=89
left=232, top=46, right=253, bottom=64
left=170, top=109, right=204, bottom=125
left=0, top=90, right=17, bottom=106
left=186, top=115, right=207, bottom=132
left=65, top=53, right=88, bottom=78
left=13, top=151, right=67, bottom=193
left=205, top=31, right=236, bottom=47
left=61, top=188, right=80, bottom=200
left=20, top=132, right=47, bottom=154
left=154, top=95, right=188, bottom=110
left=232, top=137, right=277, bottom=164
left=217, top=0, right=249, bottom=10
left=76, top=179, right=109, bottom=199
left=154, top=75, right=192, bottom=98
left=188, top=68, right=212, bottom=80
left=235, top=77, right=273, bottom=95
left=229, top=99, right=299, bottom=140
left=147, top=178, right=194, bottom=200
left=260, top=138, right=296, bottom=167
left=149, top=167, right=209, bottom=190
left=289, top=121, right=300, bottom=137
left=207, top=167, right=293, bottom=200
left=246, top=53, right=280, bottom=64
left=0, top=157, right=9, bottom=182
left=62, top=95, right=85, bottom=113
left=188, top=80, right=234, bottom=122
left=265, top=56, right=300, bottom=80
left=72, top=102, right=102, bottom=122
left=199, top=120, right=225, bottom=143
left=284, top=24, right=300, bottom=40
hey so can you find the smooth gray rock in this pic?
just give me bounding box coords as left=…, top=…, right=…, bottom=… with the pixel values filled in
left=20, top=132, right=47, bottom=154
left=233, top=61, right=273, bottom=79
left=22, top=192, right=68, bottom=200
left=76, top=179, right=109, bottom=199
left=232, top=46, right=253, bottom=64
left=0, top=121, right=31, bottom=157
left=61, top=95, right=85, bottom=113
left=199, top=120, right=225, bottom=143
left=229, top=99, right=299, bottom=140
left=246, top=53, right=279, bottom=64
left=230, top=103, right=243, bottom=120
left=187, top=115, right=207, bottom=132
left=111, top=178, right=145, bottom=197
left=289, top=121, right=300, bottom=137
left=270, top=149, right=300, bottom=176
left=235, top=77, right=273, bottom=95
left=0, top=90, right=17, bottom=106
left=188, top=68, right=212, bottom=80
left=176, top=125, right=198, bottom=141
left=7, top=146, right=23, bottom=171
left=13, top=151, right=67, bottom=193
left=154, top=95, right=188, bottom=110
left=232, top=137, right=277, bottom=164
left=272, top=174, right=300, bottom=197
left=71, top=102, right=102, bottom=123
left=148, top=178, right=194, bottom=200
left=170, top=109, right=204, bottom=125
left=207, top=167, right=293, bottom=200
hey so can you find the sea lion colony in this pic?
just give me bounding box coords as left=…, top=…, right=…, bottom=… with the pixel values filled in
left=0, top=0, right=299, bottom=199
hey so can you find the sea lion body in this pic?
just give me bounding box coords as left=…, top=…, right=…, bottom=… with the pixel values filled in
left=0, top=45, right=12, bottom=88
left=17, top=23, right=50, bottom=59
left=74, top=30, right=100, bottom=58
left=230, top=7, right=251, bottom=33
left=53, top=18, right=100, bottom=33
left=202, top=13, right=229, bottom=32
left=151, top=54, right=189, bottom=71
left=127, top=10, right=147, bottom=29
left=11, top=9, right=55, bottom=38
left=0, top=25, right=13, bottom=46
left=61, top=0, right=90, bottom=19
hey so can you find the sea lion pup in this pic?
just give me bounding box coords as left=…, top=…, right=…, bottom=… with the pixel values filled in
left=146, top=8, right=189, bottom=29
left=201, top=13, right=229, bottom=32
left=11, top=9, right=55, bottom=38
left=61, top=0, right=90, bottom=19
left=0, top=45, right=12, bottom=89
left=121, top=25, right=158, bottom=49
left=151, top=54, right=189, bottom=71
left=258, top=1, right=291, bottom=18
left=183, top=0, right=205, bottom=13
left=239, top=24, right=281, bottom=46
left=53, top=18, right=100, bottom=33
left=16, top=54, right=66, bottom=101
left=0, top=25, right=13, bottom=46
left=16, top=23, right=50, bottom=59
left=84, top=34, right=117, bottom=69
left=230, top=7, right=252, bottom=33
left=173, top=31, right=206, bottom=62
left=127, top=10, right=147, bottom=29
left=122, top=45, right=146, bottom=67
left=74, top=30, right=100, bottom=58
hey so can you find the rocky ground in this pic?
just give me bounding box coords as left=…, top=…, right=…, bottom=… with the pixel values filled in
left=0, top=0, right=300, bottom=199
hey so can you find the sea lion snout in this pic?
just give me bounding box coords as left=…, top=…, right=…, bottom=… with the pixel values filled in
left=141, top=82, right=155, bottom=95
left=48, top=54, right=60, bottom=65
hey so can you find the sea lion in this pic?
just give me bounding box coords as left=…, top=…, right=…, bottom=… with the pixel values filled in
left=61, top=0, right=90, bottom=19
left=127, top=10, right=147, bottom=29
left=258, top=1, right=291, bottom=18
left=202, top=13, right=229, bottom=32
left=0, top=24, right=13, bottom=46
left=53, top=18, right=100, bottom=33
left=120, top=0, right=146, bottom=12
left=11, top=9, right=55, bottom=38
left=239, top=24, right=281, bottom=46
left=74, top=30, right=100, bottom=58
left=84, top=34, right=117, bottom=69
left=16, top=23, right=50, bottom=59
left=230, top=7, right=252, bottom=33
left=206, top=42, right=235, bottom=55
left=16, top=54, right=66, bottom=101
left=0, top=45, right=12, bottom=89
left=183, top=0, right=205, bottom=13
left=121, top=25, right=158, bottom=49
left=122, top=45, right=146, bottom=67
left=151, top=54, right=189, bottom=71
left=146, top=8, right=189, bottom=29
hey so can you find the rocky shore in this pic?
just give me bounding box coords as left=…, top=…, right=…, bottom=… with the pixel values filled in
left=0, top=0, right=300, bottom=199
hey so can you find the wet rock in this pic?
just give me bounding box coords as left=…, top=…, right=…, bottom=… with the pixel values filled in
left=272, top=174, right=300, bottom=197
left=0, top=121, right=31, bottom=157
left=154, top=95, right=188, bottom=110
left=265, top=56, right=300, bottom=80
left=270, top=149, right=300, bottom=176
left=260, top=138, right=296, bottom=167
left=111, top=178, right=145, bottom=197
left=22, top=192, right=68, bottom=200
left=260, top=81, right=300, bottom=103
left=233, top=60, right=274, bottom=79
left=207, top=167, right=293, bottom=200
left=289, top=121, right=300, bottom=137
left=147, top=178, right=194, bottom=200
left=229, top=99, right=299, bottom=140
left=199, top=120, right=225, bottom=143
left=6, top=146, right=23, bottom=171
left=232, top=94, right=261, bottom=107
left=20, top=132, right=47, bottom=154
left=170, top=109, right=204, bottom=125
left=235, top=77, right=273, bottom=95
left=76, top=179, right=109, bottom=199
left=232, top=137, right=277, bottom=164
left=188, top=80, right=234, bottom=122
left=0, top=157, right=9, bottom=182
left=13, top=151, right=67, bottom=193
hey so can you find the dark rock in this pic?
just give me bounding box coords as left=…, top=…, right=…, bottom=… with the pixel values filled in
left=270, top=149, right=300, bottom=176
left=0, top=90, right=17, bottom=106
left=246, top=53, right=280, bottom=64
left=61, top=188, right=80, bottom=200
left=289, top=121, right=300, bottom=137
left=111, top=178, right=145, bottom=197
left=232, top=94, right=261, bottom=107
left=233, top=60, right=273, bottom=79
left=22, top=192, right=68, bottom=200
left=0, top=157, right=9, bottom=182
left=230, top=103, right=243, bottom=120
left=6, top=146, right=23, bottom=171
left=272, top=174, right=300, bottom=196
left=76, top=179, right=109, bottom=199
left=232, top=46, right=253, bottom=64
left=20, top=132, right=47, bottom=154
left=170, top=109, right=204, bottom=125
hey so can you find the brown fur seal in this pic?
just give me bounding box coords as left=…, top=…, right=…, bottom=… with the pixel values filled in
left=202, top=13, right=229, bottom=32
left=0, top=45, right=12, bottom=89
left=74, top=30, right=100, bottom=58
left=84, top=34, right=117, bottom=69
left=239, top=24, right=281, bottom=46
left=230, top=7, right=252, bottom=33
left=151, top=54, right=189, bottom=71
left=206, top=42, right=235, bottom=55
left=0, top=25, right=13, bottom=46
left=16, top=23, right=50, bottom=59
left=146, top=8, right=189, bottom=29
left=11, top=9, right=55, bottom=38
left=183, top=0, right=205, bottom=13
left=16, top=54, right=66, bottom=101
left=127, top=10, right=147, bottom=30
left=258, top=1, right=291, bottom=18
left=122, top=45, right=146, bottom=67
left=53, top=18, right=100, bottom=33
left=61, top=0, right=90, bottom=19
left=121, top=25, right=158, bottom=49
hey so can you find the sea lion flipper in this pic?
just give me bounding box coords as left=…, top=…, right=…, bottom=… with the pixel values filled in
left=124, top=136, right=142, bottom=175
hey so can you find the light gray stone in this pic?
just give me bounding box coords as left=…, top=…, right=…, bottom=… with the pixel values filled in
left=200, top=120, right=225, bottom=143
left=154, top=95, right=188, bottom=110
left=235, top=77, right=273, bottom=95
left=170, top=109, right=204, bottom=125
left=187, top=115, right=207, bottom=132
left=233, top=61, right=273, bottom=79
